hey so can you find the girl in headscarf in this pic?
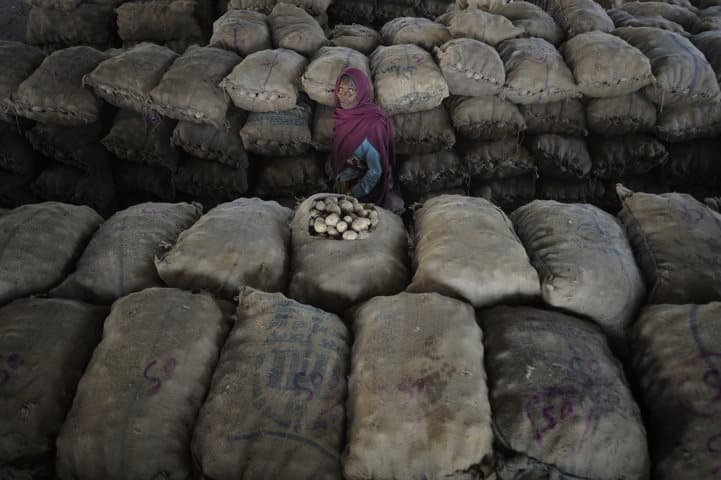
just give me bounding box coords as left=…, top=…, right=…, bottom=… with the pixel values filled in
left=330, top=67, right=396, bottom=208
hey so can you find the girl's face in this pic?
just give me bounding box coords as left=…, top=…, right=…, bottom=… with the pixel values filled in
left=338, top=76, right=358, bottom=109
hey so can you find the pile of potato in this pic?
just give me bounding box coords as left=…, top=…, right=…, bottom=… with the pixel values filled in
left=309, top=195, right=379, bottom=240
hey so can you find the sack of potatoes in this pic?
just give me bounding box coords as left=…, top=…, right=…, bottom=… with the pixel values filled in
left=308, top=194, right=379, bottom=240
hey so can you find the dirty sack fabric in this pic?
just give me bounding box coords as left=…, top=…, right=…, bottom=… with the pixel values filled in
left=116, top=0, right=212, bottom=42
left=209, top=9, right=271, bottom=56
left=31, top=161, right=117, bottom=216
left=51, top=202, right=202, bottom=304
left=344, top=292, right=494, bottom=480
left=380, top=17, right=451, bottom=50
left=447, top=95, right=525, bottom=141
left=0, top=41, right=44, bottom=122
left=472, top=174, right=536, bottom=211
left=288, top=193, right=409, bottom=313
left=114, top=161, right=176, bottom=201
left=408, top=195, right=539, bottom=307
left=608, top=8, right=691, bottom=35
left=29, top=164, right=83, bottom=205
left=540, top=178, right=607, bottom=207
left=398, top=150, right=467, bottom=193
left=0, top=298, right=105, bottom=479
left=24, top=121, right=111, bottom=171
left=620, top=1, right=699, bottom=31
left=0, top=202, right=102, bottom=306
left=527, top=134, right=591, bottom=180
left=311, top=104, right=333, bottom=151
left=494, top=1, right=564, bottom=45
left=328, top=24, right=381, bottom=54
left=269, top=3, right=327, bottom=57
left=26, top=4, right=115, bottom=48
left=174, top=156, right=249, bottom=201
left=479, top=306, right=650, bottom=480
left=691, top=31, right=721, bottom=83
left=0, top=173, right=38, bottom=209
left=436, top=8, right=523, bottom=45
left=654, top=102, right=721, bottom=142
left=616, top=187, right=721, bottom=304
left=550, top=0, right=615, bottom=37
left=301, top=46, right=371, bottom=107
left=228, top=0, right=275, bottom=13
left=156, top=198, right=292, bottom=298
left=461, top=139, right=535, bottom=180
left=705, top=196, right=721, bottom=211
left=192, top=287, right=349, bottom=480
left=520, top=99, right=587, bottom=135
left=433, top=38, right=505, bottom=97
left=589, top=134, right=668, bottom=179
left=239, top=95, right=313, bottom=156
left=662, top=139, right=721, bottom=186
left=171, top=110, right=248, bottom=169
left=585, top=93, right=657, bottom=136
left=254, top=153, right=327, bottom=197
left=101, top=110, right=179, bottom=171
left=0, top=127, right=38, bottom=178
left=55, top=288, right=230, bottom=480
left=393, top=105, right=456, bottom=155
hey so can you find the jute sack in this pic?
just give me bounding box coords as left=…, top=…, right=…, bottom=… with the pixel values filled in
left=447, top=95, right=525, bottom=141
left=631, top=303, right=721, bottom=480
left=328, top=24, right=381, bottom=54
left=498, top=38, right=581, bottom=105
left=589, top=134, right=668, bottom=179
left=0, top=41, right=44, bottom=122
left=30, top=164, right=83, bottom=204
left=0, top=127, right=38, bottom=178
left=0, top=208, right=8, bottom=217
left=437, top=8, right=523, bottom=45
left=172, top=109, right=248, bottom=168
left=175, top=156, right=249, bottom=201
left=692, top=8, right=721, bottom=33
left=540, top=177, right=606, bottom=204
left=479, top=306, right=649, bottom=480
left=586, top=93, right=657, bottom=136
left=380, top=17, right=451, bottom=50
left=31, top=162, right=117, bottom=217
left=370, top=44, right=449, bottom=115
left=281, top=0, right=333, bottom=16
left=288, top=193, right=409, bottom=313
left=706, top=196, right=721, bottom=211
left=608, top=8, right=691, bottom=36
left=461, top=139, right=535, bottom=180
left=393, top=105, right=456, bottom=155
left=11, top=46, right=108, bottom=126
left=616, top=186, right=721, bottom=304
left=83, top=43, right=179, bottom=115
left=493, top=1, right=564, bottom=45
left=472, top=174, right=536, bottom=211
left=28, top=0, right=80, bottom=10
left=562, top=31, right=654, bottom=98
left=254, top=153, right=328, bottom=198
left=26, top=4, right=115, bottom=48
left=614, top=27, right=720, bottom=106
left=102, top=110, right=179, bottom=171
left=192, top=287, right=349, bottom=480
left=52, top=202, right=202, bottom=304
left=239, top=95, right=313, bottom=156
left=0, top=298, right=105, bottom=480
left=0, top=202, right=102, bottom=306
left=0, top=173, right=38, bottom=209
left=56, top=288, right=231, bottom=480
left=25, top=121, right=112, bottom=171
left=655, top=102, right=721, bottom=142
left=398, top=150, right=467, bottom=193
left=220, top=48, right=308, bottom=112
left=662, top=139, right=721, bottom=186
left=311, top=104, right=333, bottom=151
left=621, top=1, right=699, bottom=30
left=691, top=31, right=721, bottom=82
left=156, top=198, right=292, bottom=298
left=301, top=46, right=371, bottom=107
left=456, top=0, right=508, bottom=9
left=326, top=1, right=375, bottom=27
left=433, top=38, right=505, bottom=97
left=374, top=2, right=417, bottom=27
left=269, top=3, right=326, bottom=57
left=527, top=134, right=591, bottom=180
left=520, top=99, right=587, bottom=135
left=408, top=195, right=539, bottom=306
left=228, top=0, right=274, bottom=13
left=511, top=201, right=646, bottom=349
left=209, top=9, right=271, bottom=56
left=116, top=0, right=211, bottom=42
left=114, top=161, right=176, bottom=201
left=419, top=0, right=451, bottom=18
left=638, top=0, right=694, bottom=8
left=344, top=292, right=494, bottom=480
left=550, top=0, right=614, bottom=37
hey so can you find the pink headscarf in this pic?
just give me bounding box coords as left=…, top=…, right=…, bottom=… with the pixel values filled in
left=330, top=67, right=395, bottom=207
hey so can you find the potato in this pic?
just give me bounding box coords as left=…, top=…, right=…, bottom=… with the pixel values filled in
left=353, top=203, right=364, bottom=214
left=357, top=208, right=369, bottom=218
left=326, top=196, right=339, bottom=204
left=352, top=217, right=371, bottom=232
left=370, top=217, right=379, bottom=229
left=343, top=215, right=353, bottom=224
left=342, top=230, right=358, bottom=240
left=327, top=225, right=339, bottom=236
left=315, top=201, right=326, bottom=211
left=313, top=218, right=327, bottom=233
left=336, top=221, right=348, bottom=233
left=325, top=213, right=340, bottom=226
left=368, top=210, right=379, bottom=220
left=340, top=200, right=354, bottom=213
left=327, top=203, right=342, bottom=215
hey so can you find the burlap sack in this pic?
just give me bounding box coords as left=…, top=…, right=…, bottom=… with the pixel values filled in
left=461, top=139, right=535, bottom=180
left=114, top=161, right=176, bottom=201
left=706, top=196, right=721, bottom=211
left=228, top=0, right=274, bottom=13
left=156, top=198, right=292, bottom=297
left=550, top=0, right=614, bottom=37
left=30, top=164, right=82, bottom=204
left=220, top=48, right=308, bottom=112
left=631, top=303, right=721, bottom=479
left=590, top=135, right=668, bottom=179
left=373, top=2, right=417, bottom=26
left=408, top=195, right=539, bottom=306
left=692, top=8, right=721, bottom=33
left=498, top=38, right=581, bottom=105
left=562, top=31, right=654, bottom=98
left=175, top=156, right=249, bottom=201
left=150, top=46, right=240, bottom=128
left=621, top=1, right=699, bottom=30
left=472, top=174, right=536, bottom=211
left=586, top=93, right=657, bottom=136
left=0, top=202, right=102, bottom=306
left=28, top=0, right=80, bottom=9
left=437, top=8, right=523, bottom=45
left=11, top=46, right=108, bottom=126
left=0, top=298, right=105, bottom=479
left=116, top=0, right=211, bottom=42
left=479, top=306, right=649, bottom=480
left=615, top=27, right=720, bottom=106
left=254, top=153, right=327, bottom=197
left=398, top=150, right=466, bottom=193
left=456, top=0, right=508, bottom=9
left=393, top=105, right=456, bottom=155
left=0, top=208, right=8, bottom=217
left=511, top=201, right=646, bottom=349
left=0, top=127, right=38, bottom=178
left=370, top=44, right=449, bottom=115
left=239, top=95, right=313, bottom=156
left=419, top=0, right=451, bottom=18
left=691, top=30, right=721, bottom=82
left=617, top=186, right=721, bottom=304
left=494, top=1, right=564, bottom=45
left=328, top=24, right=381, bottom=54
left=0, top=173, right=37, bottom=209
left=192, top=287, right=348, bottom=479
left=83, top=43, right=178, bottom=115
left=608, top=8, right=691, bottom=36
left=269, top=3, right=326, bottom=57
left=311, top=104, right=333, bottom=151
left=122, top=38, right=205, bottom=54
left=25, top=120, right=112, bottom=171
left=280, top=0, right=333, bottom=15
left=541, top=178, right=606, bottom=205
left=447, top=95, right=525, bottom=141
left=327, top=1, right=374, bottom=27
left=380, top=17, right=451, bottom=50
left=344, top=292, right=494, bottom=480
left=288, top=193, right=409, bottom=313
left=433, top=38, right=505, bottom=97
left=662, top=139, right=721, bottom=186
left=0, top=41, right=44, bottom=122
left=102, top=110, right=179, bottom=170
left=51, top=203, right=202, bottom=304
left=26, top=4, right=115, bottom=48
left=56, top=288, right=230, bottom=480
left=31, top=162, right=117, bottom=216
left=527, top=134, right=591, bottom=180
left=655, top=102, right=721, bottom=142
left=301, top=46, right=371, bottom=106
left=209, top=9, right=271, bottom=55
left=520, top=99, right=587, bottom=135
left=172, top=110, right=248, bottom=168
